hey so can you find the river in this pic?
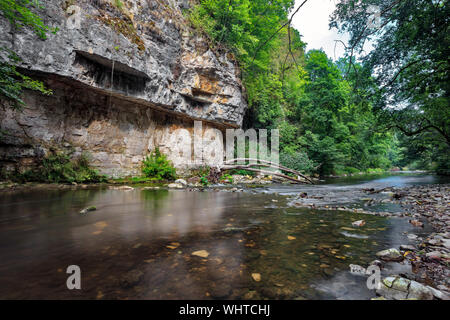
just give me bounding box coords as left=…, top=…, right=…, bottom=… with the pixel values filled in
left=0, top=173, right=448, bottom=299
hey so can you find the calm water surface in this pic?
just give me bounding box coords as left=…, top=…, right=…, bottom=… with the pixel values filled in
left=0, top=173, right=446, bottom=299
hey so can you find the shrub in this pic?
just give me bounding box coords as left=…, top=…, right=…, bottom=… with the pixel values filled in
left=141, top=148, right=177, bottom=181
left=220, top=173, right=234, bottom=184
left=344, top=167, right=360, bottom=174
left=40, top=152, right=105, bottom=183
left=366, top=168, right=384, bottom=174
left=280, top=151, right=317, bottom=174
left=200, top=176, right=209, bottom=187
left=6, top=152, right=106, bottom=183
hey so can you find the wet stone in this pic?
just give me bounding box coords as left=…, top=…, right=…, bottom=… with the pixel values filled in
left=120, top=270, right=144, bottom=288
left=210, top=284, right=232, bottom=299
left=376, top=248, right=404, bottom=262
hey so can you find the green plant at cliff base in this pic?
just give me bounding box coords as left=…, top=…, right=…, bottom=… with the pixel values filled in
left=200, top=176, right=209, bottom=187
left=220, top=173, right=234, bottom=184
left=41, top=153, right=106, bottom=183
left=9, top=152, right=106, bottom=183
left=142, top=148, right=177, bottom=181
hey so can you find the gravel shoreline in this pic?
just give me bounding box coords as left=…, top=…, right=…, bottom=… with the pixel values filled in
left=291, top=184, right=450, bottom=300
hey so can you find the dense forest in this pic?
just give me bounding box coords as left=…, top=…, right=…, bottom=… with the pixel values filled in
left=188, top=0, right=449, bottom=176
left=1, top=0, right=449, bottom=178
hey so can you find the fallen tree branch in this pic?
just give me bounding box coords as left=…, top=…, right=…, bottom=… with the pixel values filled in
left=223, top=167, right=310, bottom=184
left=223, top=158, right=314, bottom=184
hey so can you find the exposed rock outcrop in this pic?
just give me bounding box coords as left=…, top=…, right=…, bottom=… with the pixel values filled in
left=0, top=0, right=247, bottom=177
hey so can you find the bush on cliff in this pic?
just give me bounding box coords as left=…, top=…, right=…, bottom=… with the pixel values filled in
left=142, top=148, right=177, bottom=181
left=5, top=152, right=106, bottom=183
left=40, top=153, right=106, bottom=183
left=0, top=0, right=55, bottom=108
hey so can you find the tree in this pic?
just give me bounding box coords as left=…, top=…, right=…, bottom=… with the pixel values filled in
left=331, top=0, right=449, bottom=173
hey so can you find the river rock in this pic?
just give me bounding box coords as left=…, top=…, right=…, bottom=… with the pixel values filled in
left=426, top=251, right=442, bottom=260
left=210, top=284, right=232, bottom=299
left=407, top=280, right=434, bottom=300
left=407, top=234, right=419, bottom=240
left=168, top=183, right=184, bottom=189
left=409, top=219, right=424, bottom=227
left=143, top=187, right=160, bottom=190
left=79, top=206, right=96, bottom=214
left=120, top=270, right=144, bottom=288
left=369, top=260, right=383, bottom=269
left=349, top=264, right=367, bottom=276
left=352, top=220, right=366, bottom=227
left=399, top=244, right=416, bottom=251
left=376, top=248, right=404, bottom=262
left=192, top=250, right=209, bottom=258
left=251, top=273, right=261, bottom=282
left=110, top=186, right=134, bottom=190
left=175, top=179, right=188, bottom=186
left=442, top=239, right=450, bottom=249
left=376, top=276, right=433, bottom=300
left=426, top=286, right=450, bottom=300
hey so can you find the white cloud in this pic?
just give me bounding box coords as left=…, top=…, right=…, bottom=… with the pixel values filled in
left=291, top=0, right=375, bottom=61
left=291, top=0, right=348, bottom=60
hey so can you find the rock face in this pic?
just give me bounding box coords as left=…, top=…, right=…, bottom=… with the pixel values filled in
left=0, top=0, right=247, bottom=177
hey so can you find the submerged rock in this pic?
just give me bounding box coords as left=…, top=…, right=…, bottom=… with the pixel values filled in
left=79, top=206, right=97, bottom=214
left=192, top=250, right=209, bottom=258
left=168, top=183, right=184, bottom=189
left=109, top=186, right=134, bottom=191
left=120, top=270, right=144, bottom=288
left=352, top=220, right=366, bottom=227
left=376, top=248, right=404, bottom=262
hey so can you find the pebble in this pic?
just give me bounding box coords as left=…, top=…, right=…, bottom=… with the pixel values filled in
left=399, top=244, right=416, bottom=251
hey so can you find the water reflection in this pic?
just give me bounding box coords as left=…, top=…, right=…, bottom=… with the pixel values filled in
left=0, top=177, right=433, bottom=299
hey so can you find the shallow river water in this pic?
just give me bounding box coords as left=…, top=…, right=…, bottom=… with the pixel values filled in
left=0, top=173, right=447, bottom=299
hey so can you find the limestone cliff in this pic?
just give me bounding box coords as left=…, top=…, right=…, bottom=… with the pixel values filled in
left=0, top=0, right=247, bottom=177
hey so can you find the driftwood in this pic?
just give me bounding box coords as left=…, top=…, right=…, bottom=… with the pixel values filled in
left=209, top=158, right=314, bottom=184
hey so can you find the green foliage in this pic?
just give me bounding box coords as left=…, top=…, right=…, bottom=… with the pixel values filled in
left=200, top=176, right=209, bottom=187
left=220, top=173, right=234, bottom=184
left=0, top=48, right=52, bottom=108
left=331, top=0, right=449, bottom=174
left=40, top=153, right=106, bottom=183
left=113, top=0, right=124, bottom=10
left=7, top=152, right=106, bottom=183
left=189, top=2, right=398, bottom=176
left=280, top=151, right=317, bottom=175
left=189, top=166, right=211, bottom=178
left=0, top=0, right=54, bottom=107
left=0, top=0, right=53, bottom=39
left=141, top=148, right=177, bottom=181
left=228, top=169, right=256, bottom=177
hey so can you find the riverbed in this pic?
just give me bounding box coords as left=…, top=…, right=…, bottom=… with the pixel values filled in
left=0, top=173, right=448, bottom=299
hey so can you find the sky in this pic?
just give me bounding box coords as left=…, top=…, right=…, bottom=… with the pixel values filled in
left=291, top=0, right=349, bottom=60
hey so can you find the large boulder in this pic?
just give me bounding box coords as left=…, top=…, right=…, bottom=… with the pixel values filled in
left=376, top=276, right=433, bottom=300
